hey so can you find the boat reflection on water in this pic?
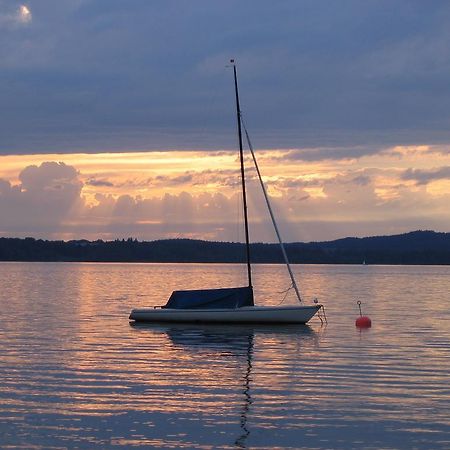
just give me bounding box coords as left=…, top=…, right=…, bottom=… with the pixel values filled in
left=130, top=322, right=318, bottom=351
left=130, top=323, right=319, bottom=448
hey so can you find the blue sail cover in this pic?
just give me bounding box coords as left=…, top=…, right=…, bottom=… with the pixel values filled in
left=164, top=286, right=254, bottom=309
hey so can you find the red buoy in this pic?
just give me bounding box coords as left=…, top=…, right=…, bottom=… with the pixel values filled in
left=356, top=316, right=372, bottom=328
left=355, top=301, right=372, bottom=328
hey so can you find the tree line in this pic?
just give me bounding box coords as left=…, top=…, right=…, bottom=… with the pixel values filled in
left=1, top=230, right=450, bottom=264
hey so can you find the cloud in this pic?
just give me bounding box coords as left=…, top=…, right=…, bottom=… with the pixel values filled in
left=1, top=159, right=450, bottom=241
left=0, top=3, right=32, bottom=27
left=146, top=169, right=243, bottom=189
left=275, top=146, right=383, bottom=162
left=86, top=177, right=114, bottom=187
left=0, top=162, right=83, bottom=231
left=0, top=161, right=243, bottom=239
left=151, top=174, right=194, bottom=187
left=18, top=5, right=31, bottom=23
left=4, top=1, right=450, bottom=154
left=19, top=161, right=79, bottom=190
left=402, top=166, right=450, bottom=185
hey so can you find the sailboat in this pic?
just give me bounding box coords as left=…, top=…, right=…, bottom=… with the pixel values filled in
left=129, top=61, right=324, bottom=324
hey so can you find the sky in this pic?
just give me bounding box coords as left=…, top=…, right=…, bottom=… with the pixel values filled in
left=1, top=0, right=450, bottom=242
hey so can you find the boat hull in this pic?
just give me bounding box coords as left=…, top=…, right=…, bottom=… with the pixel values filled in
left=129, top=305, right=321, bottom=324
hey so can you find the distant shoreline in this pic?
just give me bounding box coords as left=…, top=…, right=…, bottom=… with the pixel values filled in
left=1, top=230, right=450, bottom=265
left=1, top=261, right=449, bottom=267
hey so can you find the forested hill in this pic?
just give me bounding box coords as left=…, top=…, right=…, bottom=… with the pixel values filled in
left=1, top=230, right=450, bottom=264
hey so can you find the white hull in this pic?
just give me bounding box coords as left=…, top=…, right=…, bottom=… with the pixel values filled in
left=129, top=304, right=321, bottom=324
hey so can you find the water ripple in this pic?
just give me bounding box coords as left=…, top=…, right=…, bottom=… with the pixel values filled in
left=0, top=262, right=449, bottom=448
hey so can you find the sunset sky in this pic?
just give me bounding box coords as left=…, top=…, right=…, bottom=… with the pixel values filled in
left=2, top=1, right=450, bottom=242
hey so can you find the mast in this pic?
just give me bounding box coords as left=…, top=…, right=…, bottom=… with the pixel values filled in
left=231, top=60, right=252, bottom=288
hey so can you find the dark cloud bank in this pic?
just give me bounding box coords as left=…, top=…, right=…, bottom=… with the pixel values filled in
left=3, top=1, right=450, bottom=155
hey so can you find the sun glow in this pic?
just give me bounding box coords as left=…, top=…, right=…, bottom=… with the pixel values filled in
left=1, top=145, right=450, bottom=241
left=19, top=5, right=32, bottom=23
left=426, top=180, right=450, bottom=196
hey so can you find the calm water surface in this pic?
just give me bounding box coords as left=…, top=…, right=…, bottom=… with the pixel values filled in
left=0, top=262, right=449, bottom=449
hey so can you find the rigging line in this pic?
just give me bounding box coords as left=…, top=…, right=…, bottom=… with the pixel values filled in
left=240, top=115, right=303, bottom=304
left=277, top=283, right=294, bottom=306
left=278, top=284, right=294, bottom=295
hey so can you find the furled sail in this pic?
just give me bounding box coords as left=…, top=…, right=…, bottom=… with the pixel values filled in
left=164, top=286, right=254, bottom=309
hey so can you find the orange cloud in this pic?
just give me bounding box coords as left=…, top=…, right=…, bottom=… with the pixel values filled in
left=1, top=146, right=450, bottom=241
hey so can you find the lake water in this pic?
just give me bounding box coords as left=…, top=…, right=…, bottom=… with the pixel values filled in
left=0, top=262, right=449, bottom=449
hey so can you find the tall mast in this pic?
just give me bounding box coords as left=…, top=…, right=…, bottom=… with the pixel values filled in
left=231, top=60, right=252, bottom=288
